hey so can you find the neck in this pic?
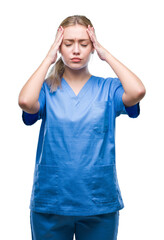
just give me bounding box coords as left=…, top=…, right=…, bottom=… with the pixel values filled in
left=62, top=66, right=91, bottom=83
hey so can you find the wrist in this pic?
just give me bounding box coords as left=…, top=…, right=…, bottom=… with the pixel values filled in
left=104, top=50, right=112, bottom=62
left=43, top=56, right=53, bottom=67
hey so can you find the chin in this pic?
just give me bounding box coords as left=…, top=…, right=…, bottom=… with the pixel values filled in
left=64, top=62, right=86, bottom=70
left=67, top=66, right=85, bottom=71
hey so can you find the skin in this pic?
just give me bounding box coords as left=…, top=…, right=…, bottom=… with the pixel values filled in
left=18, top=23, right=146, bottom=114
left=18, top=25, right=65, bottom=113
left=86, top=25, right=146, bottom=106
left=59, top=24, right=146, bottom=106
left=59, top=24, right=95, bottom=87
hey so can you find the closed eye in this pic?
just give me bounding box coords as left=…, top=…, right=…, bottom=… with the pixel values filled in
left=65, top=44, right=88, bottom=47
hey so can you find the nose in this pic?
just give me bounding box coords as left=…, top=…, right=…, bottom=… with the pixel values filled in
left=73, top=43, right=80, bottom=55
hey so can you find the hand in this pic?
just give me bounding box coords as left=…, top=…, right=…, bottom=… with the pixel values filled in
left=86, top=25, right=108, bottom=61
left=46, top=26, right=64, bottom=64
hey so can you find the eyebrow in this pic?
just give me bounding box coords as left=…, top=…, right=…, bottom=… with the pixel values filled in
left=63, top=39, right=90, bottom=42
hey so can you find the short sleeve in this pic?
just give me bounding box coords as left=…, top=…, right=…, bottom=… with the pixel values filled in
left=22, top=82, right=46, bottom=125
left=112, top=78, right=140, bottom=118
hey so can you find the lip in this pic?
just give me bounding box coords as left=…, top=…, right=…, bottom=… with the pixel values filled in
left=71, top=58, right=82, bottom=62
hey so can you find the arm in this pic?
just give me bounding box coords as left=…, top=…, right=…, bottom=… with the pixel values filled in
left=102, top=51, right=146, bottom=106
left=18, top=26, right=64, bottom=113
left=18, top=58, right=52, bottom=113
left=86, top=25, right=146, bottom=107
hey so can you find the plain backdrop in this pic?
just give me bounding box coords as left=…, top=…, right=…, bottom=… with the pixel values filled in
left=1, top=0, right=164, bottom=239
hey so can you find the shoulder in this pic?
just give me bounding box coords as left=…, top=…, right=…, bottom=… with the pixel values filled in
left=92, top=75, right=112, bottom=86
left=41, top=79, right=55, bottom=94
left=93, top=75, right=121, bottom=89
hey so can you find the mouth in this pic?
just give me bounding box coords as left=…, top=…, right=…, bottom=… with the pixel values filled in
left=71, top=58, right=82, bottom=62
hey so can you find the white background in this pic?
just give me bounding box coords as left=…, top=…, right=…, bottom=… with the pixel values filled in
left=0, top=0, right=164, bottom=239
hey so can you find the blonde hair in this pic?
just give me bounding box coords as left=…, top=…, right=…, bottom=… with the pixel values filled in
left=46, top=15, right=94, bottom=93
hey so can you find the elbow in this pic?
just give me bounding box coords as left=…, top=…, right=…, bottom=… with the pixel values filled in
left=137, top=86, right=146, bottom=101
left=132, top=84, right=146, bottom=102
left=124, top=86, right=146, bottom=106
left=18, top=95, right=32, bottom=111
left=18, top=95, right=26, bottom=109
left=18, top=95, right=28, bottom=109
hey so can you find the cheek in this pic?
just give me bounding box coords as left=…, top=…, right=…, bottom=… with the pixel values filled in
left=60, top=46, right=69, bottom=58
left=85, top=45, right=93, bottom=54
left=85, top=49, right=92, bottom=57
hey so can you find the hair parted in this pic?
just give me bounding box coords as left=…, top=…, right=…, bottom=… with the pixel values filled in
left=46, top=15, right=94, bottom=93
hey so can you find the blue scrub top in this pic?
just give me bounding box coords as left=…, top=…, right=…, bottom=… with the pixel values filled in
left=22, top=75, right=140, bottom=216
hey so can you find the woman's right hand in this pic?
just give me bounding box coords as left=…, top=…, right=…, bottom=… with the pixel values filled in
left=46, top=26, right=64, bottom=64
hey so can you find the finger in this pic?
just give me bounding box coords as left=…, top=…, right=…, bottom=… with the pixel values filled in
left=54, top=34, right=64, bottom=50
left=54, top=34, right=63, bottom=48
left=88, top=25, right=95, bottom=33
left=55, top=34, right=64, bottom=49
left=87, top=25, right=95, bottom=36
left=86, top=27, right=93, bottom=38
left=55, top=26, right=64, bottom=41
left=87, top=29, right=95, bottom=42
left=56, top=28, right=64, bottom=47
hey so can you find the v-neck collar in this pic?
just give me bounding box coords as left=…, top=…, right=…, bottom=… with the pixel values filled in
left=62, top=75, right=94, bottom=100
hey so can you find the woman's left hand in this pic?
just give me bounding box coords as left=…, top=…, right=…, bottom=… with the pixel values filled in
left=86, top=25, right=108, bottom=61
left=87, top=26, right=146, bottom=106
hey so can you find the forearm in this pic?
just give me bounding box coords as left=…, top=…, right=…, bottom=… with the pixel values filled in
left=86, top=25, right=146, bottom=105
left=18, top=57, right=51, bottom=109
left=105, top=50, right=146, bottom=104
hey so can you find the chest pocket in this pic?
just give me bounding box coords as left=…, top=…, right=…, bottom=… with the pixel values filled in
left=91, top=101, right=111, bottom=134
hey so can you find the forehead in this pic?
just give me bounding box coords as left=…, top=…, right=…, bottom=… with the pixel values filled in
left=63, top=25, right=89, bottom=41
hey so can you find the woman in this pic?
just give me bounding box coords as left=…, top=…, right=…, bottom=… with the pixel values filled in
left=18, top=15, right=146, bottom=240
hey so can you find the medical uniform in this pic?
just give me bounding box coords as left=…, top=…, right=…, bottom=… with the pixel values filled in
left=22, top=75, right=140, bottom=239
